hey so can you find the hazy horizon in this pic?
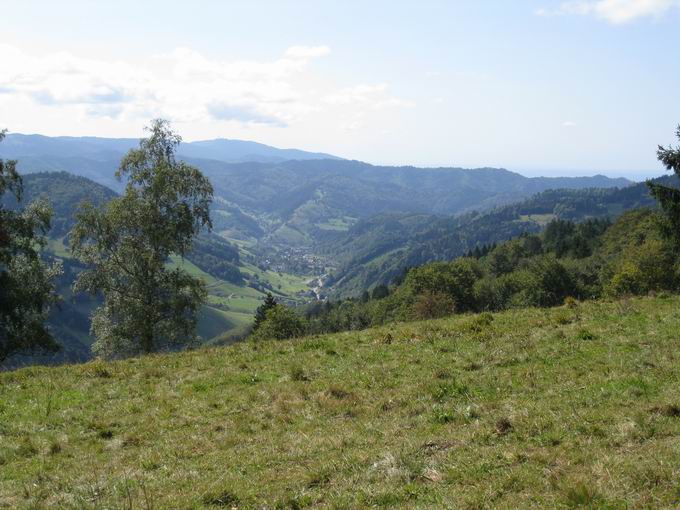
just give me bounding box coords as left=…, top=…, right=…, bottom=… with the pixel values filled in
left=2, top=129, right=665, bottom=182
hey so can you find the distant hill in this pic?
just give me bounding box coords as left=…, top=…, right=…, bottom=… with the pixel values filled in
left=0, top=133, right=341, bottom=163
left=323, top=176, right=678, bottom=297
left=197, top=159, right=631, bottom=246
left=177, top=138, right=340, bottom=163
left=0, top=133, right=631, bottom=249
left=2, top=171, right=117, bottom=236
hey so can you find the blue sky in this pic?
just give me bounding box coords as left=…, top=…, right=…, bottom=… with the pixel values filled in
left=2, top=0, right=680, bottom=179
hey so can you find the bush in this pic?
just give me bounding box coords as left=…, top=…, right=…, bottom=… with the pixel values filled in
left=503, top=256, right=576, bottom=308
left=413, top=291, right=455, bottom=320
left=405, top=258, right=481, bottom=312
left=564, top=296, right=579, bottom=309
left=487, top=240, right=526, bottom=276
left=606, top=239, right=678, bottom=297
left=250, top=305, right=307, bottom=341
left=371, top=284, right=390, bottom=300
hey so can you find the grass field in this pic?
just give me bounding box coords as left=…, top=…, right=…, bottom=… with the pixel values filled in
left=241, top=263, right=310, bottom=296
left=316, top=216, right=356, bottom=232
left=2, top=296, right=680, bottom=508
left=169, top=257, right=271, bottom=340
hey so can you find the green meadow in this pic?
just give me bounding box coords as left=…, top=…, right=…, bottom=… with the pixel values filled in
left=2, top=295, right=680, bottom=508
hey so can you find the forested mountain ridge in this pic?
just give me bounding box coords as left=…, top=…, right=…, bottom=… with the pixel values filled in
left=202, top=159, right=630, bottom=222
left=323, top=176, right=679, bottom=297
left=189, top=159, right=631, bottom=247
left=0, top=135, right=653, bottom=367
left=0, top=133, right=630, bottom=249
left=5, top=170, right=672, bottom=366
left=1, top=171, right=116, bottom=237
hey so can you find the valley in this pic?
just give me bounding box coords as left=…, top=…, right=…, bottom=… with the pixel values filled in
left=3, top=6, right=680, bottom=508
left=1, top=134, right=669, bottom=366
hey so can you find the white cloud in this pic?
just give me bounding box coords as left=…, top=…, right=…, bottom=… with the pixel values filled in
left=0, top=44, right=333, bottom=126
left=206, top=103, right=287, bottom=126
left=0, top=42, right=416, bottom=145
left=562, top=120, right=577, bottom=127
left=0, top=43, right=412, bottom=132
left=341, top=119, right=364, bottom=132
left=538, top=0, right=680, bottom=23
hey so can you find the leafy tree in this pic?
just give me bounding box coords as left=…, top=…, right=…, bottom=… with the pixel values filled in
left=250, top=304, right=306, bottom=341
left=648, top=125, right=680, bottom=250
left=0, top=130, right=62, bottom=363
left=413, top=290, right=455, bottom=320
left=521, top=256, right=576, bottom=307
left=606, top=239, right=678, bottom=296
left=405, top=258, right=481, bottom=312
left=487, top=243, right=520, bottom=277
left=253, top=292, right=277, bottom=331
left=70, top=120, right=213, bottom=358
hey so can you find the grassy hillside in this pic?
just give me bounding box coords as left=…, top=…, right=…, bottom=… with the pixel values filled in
left=2, top=295, right=680, bottom=508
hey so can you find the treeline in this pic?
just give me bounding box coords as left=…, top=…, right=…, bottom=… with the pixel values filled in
left=322, top=176, right=676, bottom=298
left=251, top=125, right=680, bottom=342
left=251, top=209, right=679, bottom=340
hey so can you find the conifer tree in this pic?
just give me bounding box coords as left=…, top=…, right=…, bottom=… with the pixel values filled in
left=648, top=125, right=680, bottom=250
left=253, top=292, right=277, bottom=331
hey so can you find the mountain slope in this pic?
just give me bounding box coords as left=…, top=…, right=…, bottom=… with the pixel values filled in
left=176, top=138, right=339, bottom=163
left=1, top=134, right=630, bottom=248
left=201, top=159, right=631, bottom=219
left=199, top=159, right=630, bottom=246
left=1, top=172, right=314, bottom=366
left=2, top=171, right=117, bottom=236
left=3, top=295, right=680, bottom=508
left=324, top=176, right=677, bottom=297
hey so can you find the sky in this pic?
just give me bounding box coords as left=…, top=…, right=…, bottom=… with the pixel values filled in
left=1, top=0, right=680, bottom=179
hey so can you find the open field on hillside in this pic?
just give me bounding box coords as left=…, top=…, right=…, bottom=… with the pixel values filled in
left=2, top=296, right=680, bottom=508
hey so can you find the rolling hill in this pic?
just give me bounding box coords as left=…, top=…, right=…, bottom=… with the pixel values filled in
left=0, top=135, right=651, bottom=365
left=2, top=295, right=679, bottom=508
left=0, top=133, right=630, bottom=250
left=0, top=133, right=340, bottom=164
left=186, top=159, right=632, bottom=247
left=323, top=176, right=678, bottom=297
